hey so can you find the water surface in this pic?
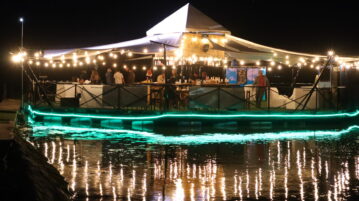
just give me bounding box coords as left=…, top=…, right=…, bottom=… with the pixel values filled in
left=24, top=123, right=359, bottom=201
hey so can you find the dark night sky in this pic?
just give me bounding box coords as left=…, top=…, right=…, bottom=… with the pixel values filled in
left=0, top=0, right=358, bottom=96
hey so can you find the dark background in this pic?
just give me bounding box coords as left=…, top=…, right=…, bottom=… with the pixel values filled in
left=1, top=0, right=358, bottom=98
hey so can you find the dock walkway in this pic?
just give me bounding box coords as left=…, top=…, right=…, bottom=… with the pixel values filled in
left=0, top=99, right=20, bottom=140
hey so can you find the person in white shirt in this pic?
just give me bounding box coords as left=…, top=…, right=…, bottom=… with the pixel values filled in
left=157, top=72, right=165, bottom=83
left=114, top=69, right=124, bottom=84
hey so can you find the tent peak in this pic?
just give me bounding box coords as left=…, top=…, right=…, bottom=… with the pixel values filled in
left=146, top=3, right=230, bottom=36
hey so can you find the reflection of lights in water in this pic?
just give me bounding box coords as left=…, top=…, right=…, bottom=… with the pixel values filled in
left=142, top=173, right=147, bottom=200
left=318, top=154, right=322, bottom=175
left=356, top=156, right=359, bottom=179
left=174, top=179, right=185, bottom=201
left=99, top=183, right=103, bottom=197
left=50, top=141, right=56, bottom=164
left=112, top=186, right=117, bottom=200
left=269, top=170, right=273, bottom=200
left=277, top=141, right=281, bottom=168
left=58, top=142, right=63, bottom=164
left=311, top=157, right=318, bottom=201
left=297, top=150, right=304, bottom=201
left=284, top=158, right=288, bottom=200
left=66, top=144, right=70, bottom=162
left=259, top=168, right=262, bottom=196
left=303, top=147, right=306, bottom=167
left=44, top=142, right=48, bottom=159
left=325, top=160, right=329, bottom=179
left=255, top=174, right=258, bottom=200
left=109, top=162, right=113, bottom=183
left=85, top=160, right=89, bottom=197
left=287, top=142, right=291, bottom=169
left=239, top=176, right=243, bottom=201
left=132, top=169, right=136, bottom=191
left=73, top=145, right=76, bottom=160
left=31, top=124, right=358, bottom=145
left=193, top=164, right=196, bottom=179
left=327, top=189, right=332, bottom=201
left=234, top=171, right=238, bottom=195
left=190, top=183, right=195, bottom=201
left=71, top=157, right=77, bottom=191
left=246, top=170, right=249, bottom=198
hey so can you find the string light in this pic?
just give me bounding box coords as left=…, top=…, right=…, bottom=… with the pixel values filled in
left=273, top=52, right=278, bottom=57
left=102, top=62, right=106, bottom=66
left=142, top=66, right=146, bottom=70
left=67, top=63, right=71, bottom=67
left=256, top=61, right=260, bottom=66
left=113, top=63, right=117, bottom=68
left=143, top=48, right=148, bottom=53
left=268, top=67, right=272, bottom=71
left=52, top=63, right=56, bottom=68
left=240, top=60, right=245, bottom=65
left=113, top=54, right=118, bottom=59
left=328, top=50, right=335, bottom=56
left=120, top=49, right=125, bottom=55
left=79, top=62, right=83, bottom=66
left=221, top=38, right=228, bottom=43
left=278, top=65, right=282, bottom=70
left=36, top=61, right=40, bottom=66
left=44, top=63, right=49, bottom=67
left=270, top=61, right=275, bottom=66
left=59, top=63, right=63, bottom=68
left=201, top=38, right=209, bottom=44
left=28, top=60, right=33, bottom=65
left=127, top=52, right=133, bottom=57
left=132, top=66, right=137, bottom=70
left=123, top=65, right=127, bottom=69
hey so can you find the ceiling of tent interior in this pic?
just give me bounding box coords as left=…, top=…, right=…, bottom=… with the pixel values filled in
left=38, top=3, right=359, bottom=66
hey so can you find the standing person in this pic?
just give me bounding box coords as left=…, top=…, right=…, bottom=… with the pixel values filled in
left=254, top=70, right=270, bottom=108
left=105, top=68, right=114, bottom=85
left=146, top=68, right=153, bottom=81
left=127, top=68, right=136, bottom=84
left=90, top=69, right=101, bottom=84
left=157, top=71, right=166, bottom=83
left=78, top=70, right=88, bottom=84
left=114, top=69, right=124, bottom=84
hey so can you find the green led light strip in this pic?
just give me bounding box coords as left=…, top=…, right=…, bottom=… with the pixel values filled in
left=27, top=105, right=359, bottom=121
left=31, top=124, right=359, bottom=145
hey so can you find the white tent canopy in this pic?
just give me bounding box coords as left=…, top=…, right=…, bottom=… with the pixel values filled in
left=41, top=3, right=359, bottom=64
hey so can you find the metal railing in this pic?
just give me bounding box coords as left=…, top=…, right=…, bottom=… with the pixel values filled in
left=27, top=81, right=347, bottom=112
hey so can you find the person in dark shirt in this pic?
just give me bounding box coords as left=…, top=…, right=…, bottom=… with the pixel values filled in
left=126, top=68, right=136, bottom=84
left=105, top=68, right=114, bottom=84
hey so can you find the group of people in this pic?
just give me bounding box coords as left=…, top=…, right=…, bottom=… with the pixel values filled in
left=78, top=68, right=136, bottom=85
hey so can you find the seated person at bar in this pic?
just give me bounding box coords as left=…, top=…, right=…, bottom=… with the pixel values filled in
left=201, top=71, right=208, bottom=81
left=190, top=72, right=200, bottom=84
left=90, top=69, right=101, bottom=84
left=105, top=68, right=114, bottom=84
left=126, top=68, right=136, bottom=84
left=157, top=71, right=166, bottom=83
left=114, top=69, right=124, bottom=84
left=78, top=70, right=88, bottom=84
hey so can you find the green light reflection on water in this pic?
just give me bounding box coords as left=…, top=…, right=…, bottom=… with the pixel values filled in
left=28, top=105, right=359, bottom=120
left=29, top=123, right=359, bottom=145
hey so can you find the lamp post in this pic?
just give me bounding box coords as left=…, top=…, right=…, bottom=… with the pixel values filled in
left=19, top=17, right=24, bottom=109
